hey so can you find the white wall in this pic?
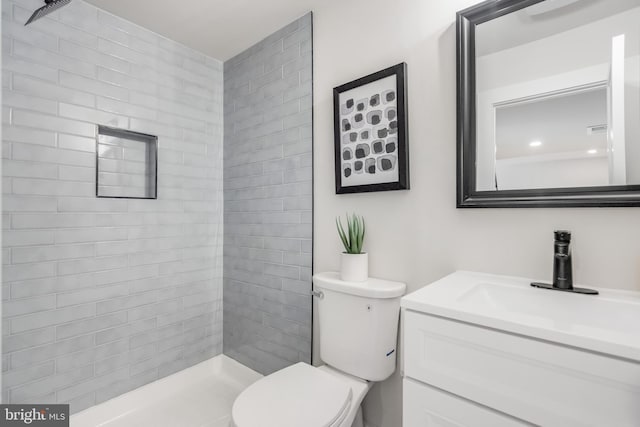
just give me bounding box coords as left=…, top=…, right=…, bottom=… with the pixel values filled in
left=312, top=1, right=640, bottom=426
left=476, top=8, right=640, bottom=92
left=626, top=55, right=640, bottom=183
left=496, top=154, right=609, bottom=190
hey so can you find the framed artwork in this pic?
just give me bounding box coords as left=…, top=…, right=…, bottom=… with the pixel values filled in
left=333, top=63, right=409, bottom=194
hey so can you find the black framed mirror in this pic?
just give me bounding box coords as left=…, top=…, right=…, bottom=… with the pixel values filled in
left=457, top=0, right=640, bottom=207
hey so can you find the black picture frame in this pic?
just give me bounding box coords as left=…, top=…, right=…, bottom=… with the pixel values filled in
left=96, top=125, right=159, bottom=200
left=457, top=0, right=640, bottom=208
left=333, top=63, right=409, bottom=194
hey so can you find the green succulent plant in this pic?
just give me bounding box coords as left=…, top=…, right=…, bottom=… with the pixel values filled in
left=336, top=213, right=365, bottom=254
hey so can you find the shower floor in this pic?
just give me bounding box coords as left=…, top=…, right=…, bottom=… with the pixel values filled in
left=71, top=355, right=262, bottom=427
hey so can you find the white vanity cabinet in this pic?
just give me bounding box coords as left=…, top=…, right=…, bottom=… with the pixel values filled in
left=401, top=272, right=640, bottom=427
left=403, top=377, right=529, bottom=427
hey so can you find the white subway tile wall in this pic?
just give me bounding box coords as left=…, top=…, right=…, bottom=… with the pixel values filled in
left=223, top=13, right=313, bottom=375
left=2, top=0, right=223, bottom=412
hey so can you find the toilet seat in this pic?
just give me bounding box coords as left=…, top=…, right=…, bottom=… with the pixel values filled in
left=231, top=362, right=353, bottom=427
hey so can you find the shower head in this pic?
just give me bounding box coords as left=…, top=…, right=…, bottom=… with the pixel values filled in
left=25, top=0, right=72, bottom=26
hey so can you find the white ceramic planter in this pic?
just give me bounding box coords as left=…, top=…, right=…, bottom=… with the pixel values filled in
left=340, top=252, right=369, bottom=282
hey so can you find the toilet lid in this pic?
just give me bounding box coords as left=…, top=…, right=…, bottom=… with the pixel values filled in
left=232, top=362, right=353, bottom=427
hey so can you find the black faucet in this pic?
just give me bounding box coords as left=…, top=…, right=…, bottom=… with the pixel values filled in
left=531, top=230, right=598, bottom=295
left=552, top=230, right=573, bottom=289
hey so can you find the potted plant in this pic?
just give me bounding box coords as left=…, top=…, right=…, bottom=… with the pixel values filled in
left=336, top=213, right=368, bottom=282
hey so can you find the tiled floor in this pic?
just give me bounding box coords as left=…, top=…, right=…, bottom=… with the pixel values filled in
left=71, top=355, right=262, bottom=427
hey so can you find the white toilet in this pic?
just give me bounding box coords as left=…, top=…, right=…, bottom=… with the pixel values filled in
left=231, top=271, right=406, bottom=427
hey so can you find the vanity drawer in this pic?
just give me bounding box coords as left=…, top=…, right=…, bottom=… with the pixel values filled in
left=403, top=378, right=529, bottom=427
left=404, top=311, right=640, bottom=427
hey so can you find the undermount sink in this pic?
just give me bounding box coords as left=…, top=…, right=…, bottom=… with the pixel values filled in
left=458, top=281, right=640, bottom=335
left=401, top=271, right=640, bottom=361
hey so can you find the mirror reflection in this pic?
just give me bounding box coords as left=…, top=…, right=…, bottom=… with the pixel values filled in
left=475, top=0, right=640, bottom=191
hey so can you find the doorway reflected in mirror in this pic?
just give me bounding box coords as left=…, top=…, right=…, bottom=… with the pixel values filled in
left=494, top=85, right=609, bottom=191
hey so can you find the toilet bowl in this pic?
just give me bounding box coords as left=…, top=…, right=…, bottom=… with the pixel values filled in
left=231, top=272, right=406, bottom=427
left=231, top=363, right=371, bottom=427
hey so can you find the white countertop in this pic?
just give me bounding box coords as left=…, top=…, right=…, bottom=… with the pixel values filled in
left=401, top=271, right=640, bottom=362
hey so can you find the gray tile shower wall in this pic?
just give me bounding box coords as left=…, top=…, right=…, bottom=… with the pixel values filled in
left=223, top=13, right=313, bottom=375
left=2, top=0, right=223, bottom=412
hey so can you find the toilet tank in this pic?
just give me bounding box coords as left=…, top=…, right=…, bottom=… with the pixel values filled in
left=313, top=272, right=406, bottom=382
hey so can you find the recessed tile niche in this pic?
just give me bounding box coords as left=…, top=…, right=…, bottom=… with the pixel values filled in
left=96, top=125, right=158, bottom=199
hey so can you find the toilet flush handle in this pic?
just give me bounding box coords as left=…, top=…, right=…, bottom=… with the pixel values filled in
left=311, top=289, right=324, bottom=299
